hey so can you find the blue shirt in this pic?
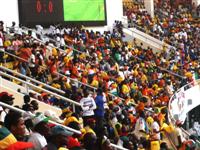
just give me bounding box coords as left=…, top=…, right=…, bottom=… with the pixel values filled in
left=94, top=95, right=104, bottom=117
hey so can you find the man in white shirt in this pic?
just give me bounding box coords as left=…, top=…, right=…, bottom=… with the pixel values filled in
left=134, top=112, right=148, bottom=140
left=80, top=89, right=96, bottom=126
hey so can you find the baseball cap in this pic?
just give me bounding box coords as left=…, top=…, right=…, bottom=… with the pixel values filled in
left=32, top=113, right=50, bottom=127
left=0, top=92, right=14, bottom=105
left=51, top=125, right=73, bottom=137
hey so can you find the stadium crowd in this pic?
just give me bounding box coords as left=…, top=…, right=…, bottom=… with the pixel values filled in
left=0, top=0, right=200, bottom=150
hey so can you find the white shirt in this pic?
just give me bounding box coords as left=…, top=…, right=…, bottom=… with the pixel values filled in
left=0, top=106, right=6, bottom=123
left=28, top=132, right=47, bottom=150
left=134, top=117, right=146, bottom=139
left=29, top=54, right=36, bottom=68
left=80, top=96, right=96, bottom=117
left=151, top=121, right=161, bottom=140
left=173, top=127, right=185, bottom=147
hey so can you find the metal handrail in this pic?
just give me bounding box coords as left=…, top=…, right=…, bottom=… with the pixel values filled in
left=123, top=25, right=175, bottom=50
left=0, top=101, right=81, bottom=134
left=0, top=71, right=81, bottom=106
left=110, top=143, right=128, bottom=150
left=0, top=66, right=65, bottom=95
left=130, top=54, right=186, bottom=79
left=0, top=49, right=96, bottom=92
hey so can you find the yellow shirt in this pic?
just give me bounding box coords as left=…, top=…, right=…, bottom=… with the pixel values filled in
left=122, top=84, right=130, bottom=94
left=150, top=140, right=160, bottom=150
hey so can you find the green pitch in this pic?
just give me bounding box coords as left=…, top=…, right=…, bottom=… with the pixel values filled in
left=63, top=0, right=105, bottom=21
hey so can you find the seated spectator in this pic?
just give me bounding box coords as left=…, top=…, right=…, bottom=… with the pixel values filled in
left=22, top=95, right=31, bottom=111
left=27, top=113, right=50, bottom=150
left=4, top=111, right=27, bottom=141
left=0, top=92, right=14, bottom=125
left=46, top=125, right=73, bottom=150
left=83, top=132, right=97, bottom=150
left=0, top=127, right=34, bottom=150
left=30, top=100, right=39, bottom=112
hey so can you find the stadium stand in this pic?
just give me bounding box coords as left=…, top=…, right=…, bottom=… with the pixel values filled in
left=0, top=0, right=200, bottom=149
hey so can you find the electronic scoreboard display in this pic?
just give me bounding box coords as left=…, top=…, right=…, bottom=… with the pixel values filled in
left=18, top=0, right=107, bottom=27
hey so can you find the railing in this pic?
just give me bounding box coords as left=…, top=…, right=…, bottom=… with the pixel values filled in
left=0, top=48, right=154, bottom=114
left=0, top=49, right=96, bottom=93
left=0, top=82, right=62, bottom=116
left=0, top=71, right=81, bottom=107
left=1, top=48, right=154, bottom=114
left=0, top=66, right=65, bottom=95
left=0, top=101, right=81, bottom=134
left=122, top=16, right=176, bottom=49
left=122, top=25, right=175, bottom=52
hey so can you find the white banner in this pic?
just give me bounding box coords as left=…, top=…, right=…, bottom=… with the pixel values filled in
left=169, top=80, right=200, bottom=123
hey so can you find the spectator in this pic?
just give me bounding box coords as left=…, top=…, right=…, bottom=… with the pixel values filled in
left=0, top=92, right=14, bottom=125
left=4, top=111, right=27, bottom=141
left=46, top=125, right=73, bottom=150
left=94, top=88, right=105, bottom=130
left=80, top=89, right=96, bottom=126
left=27, top=113, right=50, bottom=150
left=22, top=95, right=31, bottom=111
left=0, top=127, right=34, bottom=150
left=83, top=132, right=97, bottom=150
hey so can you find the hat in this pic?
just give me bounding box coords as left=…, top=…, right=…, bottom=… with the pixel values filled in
left=41, top=92, right=48, bottom=97
left=0, top=92, right=14, bottom=101
left=67, top=137, right=81, bottom=149
left=32, top=113, right=50, bottom=127
left=0, top=127, right=34, bottom=150
left=51, top=125, right=73, bottom=137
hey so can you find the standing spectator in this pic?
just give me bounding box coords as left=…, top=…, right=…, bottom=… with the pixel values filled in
left=94, top=88, right=105, bottom=130
left=173, top=120, right=186, bottom=149
left=80, top=89, right=96, bottom=126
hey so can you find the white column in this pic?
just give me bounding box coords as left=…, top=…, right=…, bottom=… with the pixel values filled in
left=144, top=0, right=154, bottom=18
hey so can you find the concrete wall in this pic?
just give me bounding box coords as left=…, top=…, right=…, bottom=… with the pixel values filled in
left=144, top=0, right=154, bottom=18
left=0, top=0, right=19, bottom=27
left=0, top=77, right=62, bottom=116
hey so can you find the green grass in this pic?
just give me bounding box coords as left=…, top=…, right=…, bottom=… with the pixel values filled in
left=63, top=0, right=105, bottom=21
